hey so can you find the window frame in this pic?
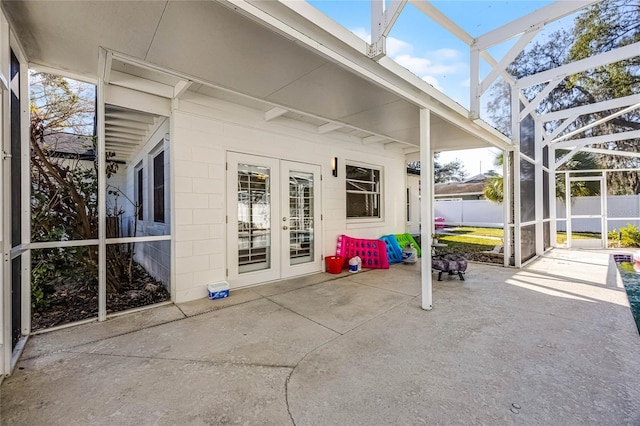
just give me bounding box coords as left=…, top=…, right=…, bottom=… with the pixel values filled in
left=345, top=162, right=383, bottom=222
left=135, top=162, right=144, bottom=221
left=152, top=150, right=165, bottom=224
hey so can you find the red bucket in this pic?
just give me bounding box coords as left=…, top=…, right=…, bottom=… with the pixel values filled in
left=325, top=256, right=343, bottom=274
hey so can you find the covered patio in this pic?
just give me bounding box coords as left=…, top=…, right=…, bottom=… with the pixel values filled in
left=3, top=248, right=640, bottom=425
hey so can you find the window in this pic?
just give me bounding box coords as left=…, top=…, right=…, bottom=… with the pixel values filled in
left=346, top=164, right=381, bottom=219
left=406, top=187, right=410, bottom=222
left=153, top=151, right=165, bottom=223
left=136, top=167, right=144, bottom=220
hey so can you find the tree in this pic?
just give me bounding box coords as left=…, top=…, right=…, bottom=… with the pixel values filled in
left=486, top=0, right=640, bottom=194
left=407, top=154, right=468, bottom=184
left=483, top=151, right=600, bottom=203
left=30, top=73, right=133, bottom=302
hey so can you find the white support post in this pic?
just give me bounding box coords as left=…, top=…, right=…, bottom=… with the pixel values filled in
left=419, top=108, right=432, bottom=311
left=511, top=85, right=522, bottom=267
left=97, top=51, right=107, bottom=322
left=602, top=176, right=608, bottom=248
left=502, top=148, right=511, bottom=267
left=565, top=172, right=571, bottom=248
left=369, top=0, right=408, bottom=60
left=469, top=47, right=480, bottom=119
left=535, top=119, right=543, bottom=256
left=1, top=12, right=10, bottom=377
left=369, top=0, right=386, bottom=59
left=19, top=59, right=29, bottom=336
left=549, top=146, right=557, bottom=247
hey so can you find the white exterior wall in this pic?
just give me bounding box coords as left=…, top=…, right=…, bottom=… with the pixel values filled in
left=406, top=174, right=420, bottom=234
left=121, top=120, right=172, bottom=289
left=172, top=93, right=407, bottom=302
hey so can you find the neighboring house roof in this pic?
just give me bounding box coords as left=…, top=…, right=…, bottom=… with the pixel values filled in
left=434, top=172, right=499, bottom=197
left=41, top=132, right=95, bottom=160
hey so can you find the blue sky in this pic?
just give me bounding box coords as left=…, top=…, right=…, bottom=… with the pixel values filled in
left=307, top=1, right=562, bottom=176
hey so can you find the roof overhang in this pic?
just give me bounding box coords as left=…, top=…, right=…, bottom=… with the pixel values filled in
left=2, top=0, right=511, bottom=158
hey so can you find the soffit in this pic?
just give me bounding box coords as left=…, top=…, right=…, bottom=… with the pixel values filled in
left=3, top=0, right=496, bottom=152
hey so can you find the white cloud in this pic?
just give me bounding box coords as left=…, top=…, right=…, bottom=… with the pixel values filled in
left=394, top=54, right=433, bottom=75
left=348, top=30, right=467, bottom=99
left=432, top=48, right=459, bottom=60
left=461, top=78, right=470, bottom=88
left=351, top=27, right=370, bottom=43
left=387, top=37, right=412, bottom=56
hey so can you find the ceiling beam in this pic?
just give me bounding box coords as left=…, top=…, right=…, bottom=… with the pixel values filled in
left=362, top=135, right=387, bottom=144
left=264, top=107, right=288, bottom=121
left=105, top=111, right=157, bottom=124
left=318, top=122, right=344, bottom=134
left=109, top=70, right=174, bottom=98
left=104, top=119, right=151, bottom=131
left=174, top=80, right=193, bottom=99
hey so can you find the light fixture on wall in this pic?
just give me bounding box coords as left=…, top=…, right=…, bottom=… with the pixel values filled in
left=331, top=157, right=338, bottom=177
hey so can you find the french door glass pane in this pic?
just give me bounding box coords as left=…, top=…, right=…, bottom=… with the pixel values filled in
left=237, top=164, right=271, bottom=273
left=289, top=171, right=314, bottom=265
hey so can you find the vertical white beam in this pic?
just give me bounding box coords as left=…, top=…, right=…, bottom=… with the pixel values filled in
left=511, top=85, right=522, bottom=267
left=419, top=108, right=432, bottom=311
left=19, top=59, right=29, bottom=335
left=469, top=47, right=480, bottom=119
left=565, top=172, right=571, bottom=248
left=601, top=175, right=607, bottom=248
left=169, top=99, right=177, bottom=302
left=0, top=13, right=10, bottom=377
left=502, top=150, right=511, bottom=267
left=549, top=146, right=557, bottom=247
left=371, top=0, right=384, bottom=43
left=97, top=51, right=107, bottom=321
left=535, top=119, right=543, bottom=255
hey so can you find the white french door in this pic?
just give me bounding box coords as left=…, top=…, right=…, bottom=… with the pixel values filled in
left=226, top=153, right=322, bottom=288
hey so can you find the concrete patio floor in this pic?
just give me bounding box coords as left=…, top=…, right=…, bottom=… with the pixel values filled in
left=2, top=248, right=640, bottom=425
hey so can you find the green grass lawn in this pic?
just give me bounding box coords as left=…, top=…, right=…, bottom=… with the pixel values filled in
left=435, top=227, right=603, bottom=252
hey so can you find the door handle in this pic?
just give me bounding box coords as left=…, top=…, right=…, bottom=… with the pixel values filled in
left=283, top=226, right=289, bottom=230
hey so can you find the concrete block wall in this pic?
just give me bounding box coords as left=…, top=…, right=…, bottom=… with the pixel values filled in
left=172, top=92, right=407, bottom=302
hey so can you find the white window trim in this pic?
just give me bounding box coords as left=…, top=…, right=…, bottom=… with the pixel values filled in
left=345, top=161, right=384, bottom=223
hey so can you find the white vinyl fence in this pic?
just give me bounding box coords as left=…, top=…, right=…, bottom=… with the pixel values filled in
left=434, top=199, right=504, bottom=228
left=434, top=195, right=640, bottom=232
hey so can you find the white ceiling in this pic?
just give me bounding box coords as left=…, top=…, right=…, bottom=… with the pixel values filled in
left=3, top=0, right=500, bottom=154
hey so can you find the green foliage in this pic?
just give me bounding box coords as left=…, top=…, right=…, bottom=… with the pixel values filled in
left=483, top=176, right=504, bottom=203
left=620, top=223, right=640, bottom=247
left=486, top=0, right=640, bottom=194
left=407, top=155, right=468, bottom=184
left=434, top=153, right=467, bottom=183
left=608, top=229, right=620, bottom=242
left=30, top=72, right=135, bottom=309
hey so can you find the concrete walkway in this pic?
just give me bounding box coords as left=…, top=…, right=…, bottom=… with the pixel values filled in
left=2, top=249, right=640, bottom=425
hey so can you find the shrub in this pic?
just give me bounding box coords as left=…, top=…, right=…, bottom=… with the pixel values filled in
left=620, top=223, right=640, bottom=248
